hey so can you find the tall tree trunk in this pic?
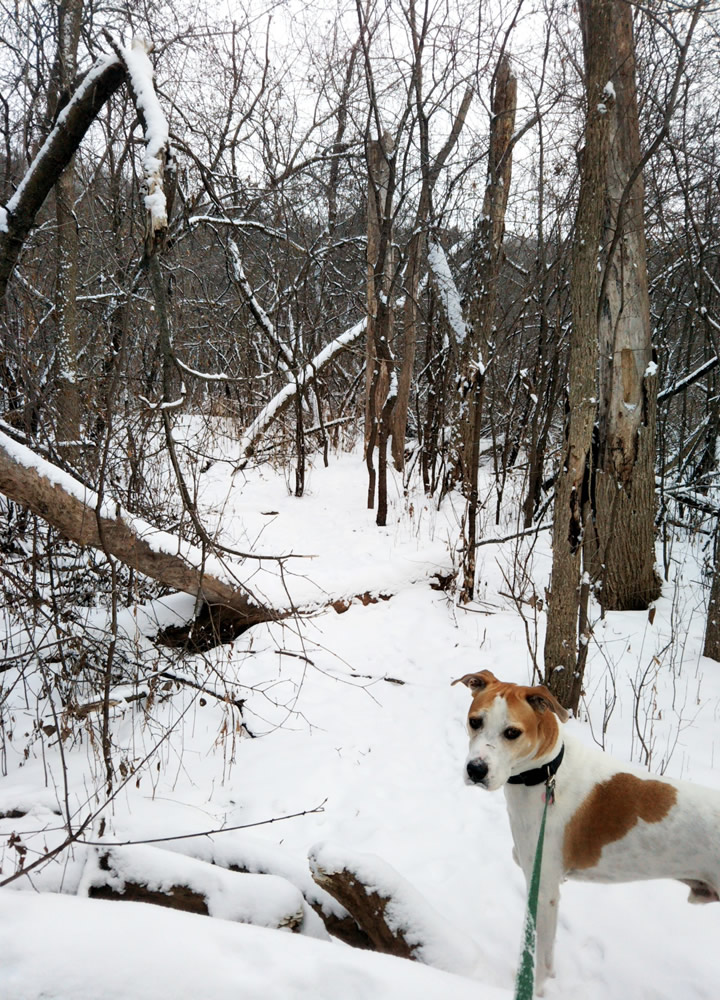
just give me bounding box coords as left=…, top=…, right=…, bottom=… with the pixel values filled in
left=365, top=132, right=396, bottom=524
left=364, top=132, right=394, bottom=456
left=544, top=0, right=614, bottom=710
left=588, top=0, right=661, bottom=610
left=703, top=522, right=720, bottom=661
left=49, top=0, right=83, bottom=447
left=458, top=55, right=516, bottom=602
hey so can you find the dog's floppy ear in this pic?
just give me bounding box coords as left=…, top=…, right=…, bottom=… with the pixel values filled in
left=525, top=685, right=569, bottom=722
left=451, top=669, right=497, bottom=692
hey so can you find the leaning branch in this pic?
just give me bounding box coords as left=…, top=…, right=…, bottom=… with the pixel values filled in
left=236, top=316, right=367, bottom=467
left=103, top=34, right=172, bottom=254
left=0, top=54, right=126, bottom=302
left=658, top=353, right=720, bottom=403
left=227, top=240, right=295, bottom=374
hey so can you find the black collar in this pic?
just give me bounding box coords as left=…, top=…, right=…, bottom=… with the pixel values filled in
left=507, top=743, right=565, bottom=787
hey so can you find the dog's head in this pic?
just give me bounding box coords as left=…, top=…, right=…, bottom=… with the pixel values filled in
left=452, top=670, right=568, bottom=791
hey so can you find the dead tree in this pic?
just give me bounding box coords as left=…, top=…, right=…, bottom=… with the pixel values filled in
left=543, top=0, right=699, bottom=709
left=587, top=0, right=661, bottom=611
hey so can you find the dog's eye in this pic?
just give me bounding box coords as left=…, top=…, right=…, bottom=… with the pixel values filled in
left=469, top=716, right=484, bottom=730
left=503, top=727, right=522, bottom=740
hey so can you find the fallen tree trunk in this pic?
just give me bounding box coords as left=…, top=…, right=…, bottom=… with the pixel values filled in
left=82, top=845, right=310, bottom=932
left=0, top=430, right=452, bottom=646
left=152, top=832, right=374, bottom=950
left=0, top=428, right=267, bottom=621
left=309, top=843, right=478, bottom=974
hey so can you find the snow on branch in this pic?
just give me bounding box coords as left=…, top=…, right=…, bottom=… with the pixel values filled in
left=0, top=428, right=267, bottom=616
left=191, top=216, right=307, bottom=255
left=427, top=241, right=467, bottom=345
left=236, top=316, right=366, bottom=468
left=658, top=353, right=720, bottom=403
left=0, top=53, right=126, bottom=301
left=228, top=240, right=294, bottom=375
left=105, top=34, right=171, bottom=250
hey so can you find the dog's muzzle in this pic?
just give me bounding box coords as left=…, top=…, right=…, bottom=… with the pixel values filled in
left=466, top=758, right=489, bottom=785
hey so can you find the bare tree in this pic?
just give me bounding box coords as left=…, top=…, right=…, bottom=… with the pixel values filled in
left=586, top=0, right=661, bottom=611
left=458, top=53, right=516, bottom=602
left=544, top=0, right=614, bottom=710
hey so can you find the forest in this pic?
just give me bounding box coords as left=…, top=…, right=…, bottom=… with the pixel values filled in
left=1, top=1, right=719, bottom=998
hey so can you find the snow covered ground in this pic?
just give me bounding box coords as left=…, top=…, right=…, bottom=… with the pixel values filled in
left=1, top=435, right=720, bottom=999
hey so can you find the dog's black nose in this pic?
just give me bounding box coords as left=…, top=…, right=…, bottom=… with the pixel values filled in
left=466, top=759, right=489, bottom=784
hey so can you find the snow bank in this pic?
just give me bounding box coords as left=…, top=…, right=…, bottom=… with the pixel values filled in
left=0, top=889, right=506, bottom=1000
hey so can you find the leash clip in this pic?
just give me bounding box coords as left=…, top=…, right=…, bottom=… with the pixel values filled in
left=544, top=775, right=556, bottom=804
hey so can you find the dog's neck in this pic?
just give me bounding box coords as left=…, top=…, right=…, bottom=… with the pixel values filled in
left=507, top=733, right=565, bottom=788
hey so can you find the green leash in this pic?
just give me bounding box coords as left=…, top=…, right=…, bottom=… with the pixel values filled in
left=513, top=776, right=555, bottom=1000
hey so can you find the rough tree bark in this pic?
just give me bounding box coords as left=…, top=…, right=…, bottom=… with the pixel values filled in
left=458, top=54, right=516, bottom=602
left=46, top=0, right=84, bottom=446
left=544, top=0, right=614, bottom=710
left=704, top=523, right=720, bottom=661
left=365, top=131, right=397, bottom=525
left=587, top=0, right=661, bottom=611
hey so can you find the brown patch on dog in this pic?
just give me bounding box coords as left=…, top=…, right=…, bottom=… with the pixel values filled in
left=564, top=773, right=678, bottom=871
left=452, top=672, right=568, bottom=761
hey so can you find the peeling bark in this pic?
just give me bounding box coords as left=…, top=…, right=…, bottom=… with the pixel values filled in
left=588, top=0, right=660, bottom=610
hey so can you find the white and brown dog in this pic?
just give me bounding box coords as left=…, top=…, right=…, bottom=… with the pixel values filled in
left=453, top=669, right=720, bottom=993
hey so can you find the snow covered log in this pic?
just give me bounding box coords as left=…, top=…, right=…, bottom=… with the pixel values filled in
left=308, top=843, right=479, bottom=974
left=152, top=833, right=373, bottom=949
left=0, top=431, right=449, bottom=648
left=0, top=429, right=267, bottom=622
left=81, top=845, right=313, bottom=933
